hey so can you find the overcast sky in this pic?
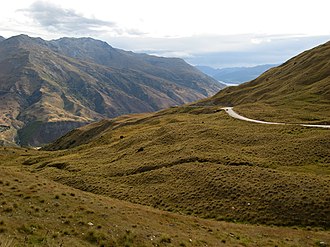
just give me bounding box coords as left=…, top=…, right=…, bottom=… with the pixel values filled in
left=1, top=0, right=330, bottom=68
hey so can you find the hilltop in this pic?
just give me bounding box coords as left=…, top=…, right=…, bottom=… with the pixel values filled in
left=0, top=34, right=223, bottom=146
left=199, top=41, right=330, bottom=124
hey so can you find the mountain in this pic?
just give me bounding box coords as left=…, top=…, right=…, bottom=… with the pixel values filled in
left=0, top=36, right=4, bottom=42
left=196, top=64, right=277, bottom=84
left=1, top=41, right=330, bottom=244
left=200, top=41, right=330, bottom=123
left=195, top=65, right=219, bottom=77
left=0, top=34, right=224, bottom=146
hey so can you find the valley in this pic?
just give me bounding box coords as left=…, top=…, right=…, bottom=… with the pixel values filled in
left=0, top=35, right=223, bottom=146
left=196, top=64, right=277, bottom=84
left=1, top=104, right=329, bottom=246
left=0, top=38, right=329, bottom=246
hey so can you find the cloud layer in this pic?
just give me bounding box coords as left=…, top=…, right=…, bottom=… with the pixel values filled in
left=21, top=1, right=126, bottom=36
left=104, top=34, right=330, bottom=68
left=9, top=1, right=330, bottom=68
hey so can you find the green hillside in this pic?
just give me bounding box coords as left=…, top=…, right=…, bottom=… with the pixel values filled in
left=199, top=41, right=330, bottom=124
left=23, top=105, right=330, bottom=229
left=1, top=40, right=330, bottom=245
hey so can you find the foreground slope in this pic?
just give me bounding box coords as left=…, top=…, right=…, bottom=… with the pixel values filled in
left=200, top=41, right=330, bottom=123
left=2, top=149, right=330, bottom=246
left=0, top=35, right=223, bottom=146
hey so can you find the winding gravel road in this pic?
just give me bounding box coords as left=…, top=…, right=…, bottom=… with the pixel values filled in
left=223, top=107, right=330, bottom=129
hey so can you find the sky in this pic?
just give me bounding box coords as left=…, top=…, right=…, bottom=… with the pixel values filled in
left=1, top=0, right=330, bottom=68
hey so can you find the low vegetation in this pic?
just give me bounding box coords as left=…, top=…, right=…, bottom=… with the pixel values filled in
left=1, top=160, right=330, bottom=246
left=1, top=40, right=329, bottom=246
left=3, top=106, right=328, bottom=231
left=198, top=41, right=330, bottom=124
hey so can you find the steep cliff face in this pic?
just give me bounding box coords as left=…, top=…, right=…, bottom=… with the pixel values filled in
left=0, top=35, right=224, bottom=146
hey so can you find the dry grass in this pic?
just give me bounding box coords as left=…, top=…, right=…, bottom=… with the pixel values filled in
left=197, top=40, right=330, bottom=124
left=4, top=105, right=329, bottom=229
left=1, top=164, right=330, bottom=246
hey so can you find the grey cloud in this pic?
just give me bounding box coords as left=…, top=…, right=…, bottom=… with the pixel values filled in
left=21, top=1, right=122, bottom=35
left=104, top=34, right=330, bottom=68
left=134, top=35, right=330, bottom=68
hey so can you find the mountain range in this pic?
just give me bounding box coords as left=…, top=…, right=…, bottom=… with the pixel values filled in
left=196, top=64, right=277, bottom=84
left=1, top=39, right=330, bottom=245
left=0, top=34, right=224, bottom=146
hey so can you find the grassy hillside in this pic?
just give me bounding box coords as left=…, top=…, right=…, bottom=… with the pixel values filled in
left=2, top=149, right=330, bottom=246
left=1, top=40, right=330, bottom=246
left=199, top=41, right=330, bottom=124
left=12, top=106, right=330, bottom=229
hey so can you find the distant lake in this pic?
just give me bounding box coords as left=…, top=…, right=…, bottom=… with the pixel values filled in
left=220, top=81, right=239, bottom=87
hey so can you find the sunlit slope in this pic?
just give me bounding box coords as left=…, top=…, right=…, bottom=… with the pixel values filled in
left=25, top=106, right=330, bottom=228
left=200, top=41, right=330, bottom=123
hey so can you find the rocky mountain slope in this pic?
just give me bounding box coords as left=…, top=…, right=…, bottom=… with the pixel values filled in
left=0, top=34, right=224, bottom=146
left=200, top=41, right=330, bottom=123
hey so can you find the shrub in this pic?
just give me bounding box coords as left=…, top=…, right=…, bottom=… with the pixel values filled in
left=160, top=234, right=172, bottom=243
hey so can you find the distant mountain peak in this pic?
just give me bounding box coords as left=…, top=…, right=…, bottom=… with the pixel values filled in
left=196, top=64, right=278, bottom=84
left=0, top=34, right=224, bottom=146
left=53, top=36, right=112, bottom=48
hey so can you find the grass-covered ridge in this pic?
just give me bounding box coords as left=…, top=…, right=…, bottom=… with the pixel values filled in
left=1, top=40, right=330, bottom=246
left=199, top=40, right=330, bottom=124
left=12, top=105, right=330, bottom=229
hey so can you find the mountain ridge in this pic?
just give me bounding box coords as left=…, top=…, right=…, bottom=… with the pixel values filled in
left=0, top=34, right=224, bottom=146
left=1, top=39, right=329, bottom=245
